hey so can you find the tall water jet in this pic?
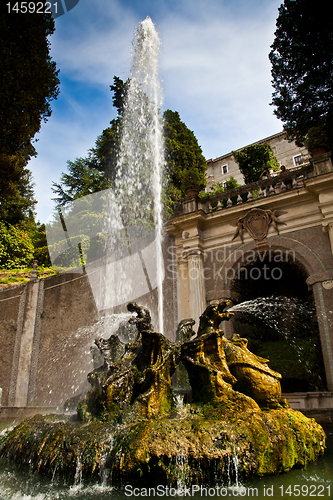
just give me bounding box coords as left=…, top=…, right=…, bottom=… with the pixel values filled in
left=46, top=18, right=165, bottom=335
left=107, top=17, right=165, bottom=333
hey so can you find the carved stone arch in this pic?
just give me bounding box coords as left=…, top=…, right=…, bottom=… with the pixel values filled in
left=209, top=235, right=333, bottom=391
left=213, top=236, right=327, bottom=300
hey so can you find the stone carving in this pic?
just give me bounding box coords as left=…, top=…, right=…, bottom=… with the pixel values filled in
left=197, top=300, right=234, bottom=336
left=127, top=301, right=153, bottom=334
left=79, top=300, right=285, bottom=421
left=1, top=300, right=325, bottom=486
left=223, top=334, right=282, bottom=408
left=182, top=301, right=283, bottom=409
left=176, top=318, right=196, bottom=342
left=231, top=207, right=287, bottom=250
left=95, top=335, right=125, bottom=368
left=78, top=304, right=180, bottom=419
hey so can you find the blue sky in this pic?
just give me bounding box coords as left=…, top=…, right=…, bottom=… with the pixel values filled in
left=29, top=0, right=284, bottom=223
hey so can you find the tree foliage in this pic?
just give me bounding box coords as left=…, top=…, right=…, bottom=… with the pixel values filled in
left=0, top=9, right=60, bottom=160
left=233, top=143, right=280, bottom=184
left=203, top=176, right=240, bottom=197
left=163, top=110, right=207, bottom=196
left=52, top=154, right=113, bottom=207
left=0, top=9, right=59, bottom=269
left=0, top=222, right=34, bottom=270
left=0, top=168, right=37, bottom=226
left=269, top=0, right=333, bottom=150
left=0, top=9, right=59, bottom=209
left=52, top=77, right=129, bottom=206
left=53, top=80, right=207, bottom=221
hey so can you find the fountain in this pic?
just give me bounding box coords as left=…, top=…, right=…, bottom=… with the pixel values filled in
left=103, top=16, right=165, bottom=334
left=0, top=300, right=326, bottom=488
left=0, top=16, right=329, bottom=498
left=45, top=16, right=165, bottom=336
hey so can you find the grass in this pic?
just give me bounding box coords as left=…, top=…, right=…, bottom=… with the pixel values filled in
left=0, top=267, right=58, bottom=289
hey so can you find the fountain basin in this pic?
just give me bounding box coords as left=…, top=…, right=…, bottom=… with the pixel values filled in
left=0, top=300, right=326, bottom=487
left=0, top=403, right=325, bottom=486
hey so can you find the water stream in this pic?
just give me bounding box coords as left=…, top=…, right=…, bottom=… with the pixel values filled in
left=0, top=424, right=332, bottom=499
left=228, top=295, right=326, bottom=392
left=101, top=16, right=165, bottom=333
left=45, top=17, right=165, bottom=333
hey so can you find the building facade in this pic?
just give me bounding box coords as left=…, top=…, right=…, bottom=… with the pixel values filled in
left=206, top=131, right=309, bottom=189
left=166, top=152, right=333, bottom=401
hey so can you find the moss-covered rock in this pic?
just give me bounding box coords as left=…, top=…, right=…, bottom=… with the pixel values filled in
left=0, top=405, right=325, bottom=486
left=0, top=301, right=326, bottom=486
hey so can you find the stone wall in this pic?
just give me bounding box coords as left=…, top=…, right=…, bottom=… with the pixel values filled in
left=0, top=234, right=177, bottom=410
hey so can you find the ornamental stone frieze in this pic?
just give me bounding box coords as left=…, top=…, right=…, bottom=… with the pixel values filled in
left=231, top=207, right=287, bottom=251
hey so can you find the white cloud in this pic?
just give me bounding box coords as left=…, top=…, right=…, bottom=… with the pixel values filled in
left=158, top=2, right=282, bottom=158
left=28, top=0, right=283, bottom=222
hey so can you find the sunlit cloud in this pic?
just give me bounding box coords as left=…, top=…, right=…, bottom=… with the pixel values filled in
left=28, top=0, right=283, bottom=222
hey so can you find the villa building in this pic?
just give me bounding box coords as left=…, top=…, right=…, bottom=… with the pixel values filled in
left=206, top=131, right=309, bottom=189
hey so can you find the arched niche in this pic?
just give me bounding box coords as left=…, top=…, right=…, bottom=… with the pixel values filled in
left=212, top=237, right=329, bottom=392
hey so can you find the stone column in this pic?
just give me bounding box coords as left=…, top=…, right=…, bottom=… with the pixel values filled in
left=323, top=221, right=333, bottom=257
left=14, top=280, right=40, bottom=407
left=8, top=277, right=44, bottom=408
left=307, top=275, right=333, bottom=391
left=187, top=250, right=206, bottom=329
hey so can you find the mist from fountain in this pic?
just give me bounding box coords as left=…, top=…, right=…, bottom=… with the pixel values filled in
left=101, top=16, right=165, bottom=333
left=228, top=296, right=316, bottom=339
left=45, top=17, right=165, bottom=334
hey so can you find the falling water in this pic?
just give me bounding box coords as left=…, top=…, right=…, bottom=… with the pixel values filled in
left=228, top=296, right=316, bottom=339
left=45, top=18, right=165, bottom=334
left=103, top=17, right=165, bottom=333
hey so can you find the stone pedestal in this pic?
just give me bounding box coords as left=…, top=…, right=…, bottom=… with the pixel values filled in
left=311, top=152, right=333, bottom=175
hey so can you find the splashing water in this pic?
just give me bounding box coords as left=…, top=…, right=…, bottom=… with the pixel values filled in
left=102, top=17, right=165, bottom=333
left=228, top=296, right=326, bottom=386
left=173, top=451, right=190, bottom=490
left=229, top=296, right=316, bottom=340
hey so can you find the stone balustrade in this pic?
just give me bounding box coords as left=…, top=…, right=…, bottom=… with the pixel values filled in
left=172, top=162, right=315, bottom=217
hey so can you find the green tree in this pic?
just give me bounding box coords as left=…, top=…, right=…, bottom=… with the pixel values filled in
left=52, top=155, right=112, bottom=207
left=53, top=81, right=207, bottom=221
left=233, top=144, right=280, bottom=184
left=0, top=9, right=59, bottom=269
left=203, top=176, right=240, bottom=197
left=0, top=9, right=60, bottom=160
left=163, top=110, right=207, bottom=196
left=52, top=77, right=129, bottom=206
left=0, top=222, right=34, bottom=270
left=269, top=0, right=333, bottom=150
left=0, top=168, right=36, bottom=226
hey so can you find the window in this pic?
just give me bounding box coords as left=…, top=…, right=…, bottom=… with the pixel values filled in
left=293, top=155, right=302, bottom=167
left=221, top=164, right=228, bottom=175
